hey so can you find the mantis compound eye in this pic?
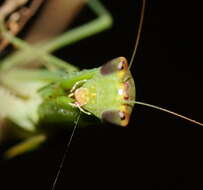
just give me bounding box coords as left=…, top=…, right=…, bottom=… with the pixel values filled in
left=101, top=110, right=130, bottom=127
left=100, top=57, right=128, bottom=75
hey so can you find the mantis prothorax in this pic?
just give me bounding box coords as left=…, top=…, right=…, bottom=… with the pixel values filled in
left=0, top=0, right=202, bottom=160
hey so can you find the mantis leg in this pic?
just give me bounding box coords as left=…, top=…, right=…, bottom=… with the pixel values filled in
left=41, top=0, right=113, bottom=52
left=0, top=23, right=78, bottom=72
left=4, top=134, right=47, bottom=159
left=0, top=0, right=112, bottom=70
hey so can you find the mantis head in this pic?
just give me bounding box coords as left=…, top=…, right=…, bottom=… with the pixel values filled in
left=74, top=57, right=135, bottom=126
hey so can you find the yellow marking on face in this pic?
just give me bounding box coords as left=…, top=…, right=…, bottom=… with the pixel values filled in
left=118, top=82, right=131, bottom=126
left=91, top=92, right=96, bottom=98
left=117, top=69, right=125, bottom=79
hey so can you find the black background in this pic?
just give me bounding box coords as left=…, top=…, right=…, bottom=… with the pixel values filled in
left=1, top=0, right=203, bottom=189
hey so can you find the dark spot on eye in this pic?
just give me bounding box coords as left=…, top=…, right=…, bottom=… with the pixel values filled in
left=119, top=111, right=126, bottom=120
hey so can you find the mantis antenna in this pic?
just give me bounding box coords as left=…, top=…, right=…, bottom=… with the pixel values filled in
left=51, top=112, right=81, bottom=190
left=128, top=101, right=203, bottom=127
left=129, top=0, right=146, bottom=69
left=127, top=0, right=203, bottom=127
left=50, top=3, right=146, bottom=187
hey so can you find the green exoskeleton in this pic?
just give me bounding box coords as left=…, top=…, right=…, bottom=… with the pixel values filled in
left=0, top=0, right=202, bottom=160
left=0, top=0, right=136, bottom=158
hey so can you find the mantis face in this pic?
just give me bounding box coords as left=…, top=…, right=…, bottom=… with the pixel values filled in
left=74, top=57, right=135, bottom=126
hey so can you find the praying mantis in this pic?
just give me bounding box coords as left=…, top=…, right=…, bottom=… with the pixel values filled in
left=0, top=0, right=203, bottom=189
